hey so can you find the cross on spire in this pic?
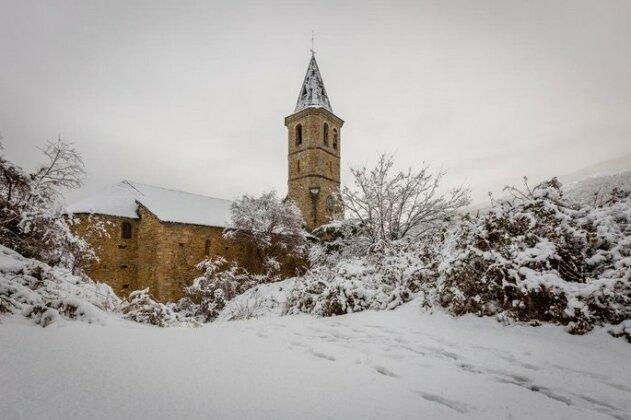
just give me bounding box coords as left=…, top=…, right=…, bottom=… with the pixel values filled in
left=310, top=30, right=315, bottom=56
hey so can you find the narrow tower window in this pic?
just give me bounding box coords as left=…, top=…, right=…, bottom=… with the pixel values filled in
left=333, top=128, right=338, bottom=149
left=204, top=239, right=211, bottom=256
left=295, top=124, right=303, bottom=146
left=121, top=222, right=132, bottom=239
left=323, top=123, right=329, bottom=145
left=297, top=160, right=301, bottom=173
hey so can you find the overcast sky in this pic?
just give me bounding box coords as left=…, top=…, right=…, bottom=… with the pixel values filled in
left=1, top=0, right=630, bottom=205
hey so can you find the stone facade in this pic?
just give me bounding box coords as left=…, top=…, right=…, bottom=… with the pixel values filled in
left=285, top=107, right=344, bottom=230
left=72, top=206, right=261, bottom=302
left=71, top=214, right=140, bottom=294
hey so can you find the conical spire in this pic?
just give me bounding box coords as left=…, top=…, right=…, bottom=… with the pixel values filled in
left=294, top=55, right=333, bottom=113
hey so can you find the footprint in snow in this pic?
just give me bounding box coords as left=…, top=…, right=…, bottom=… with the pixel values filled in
left=573, top=394, right=618, bottom=411
left=458, top=363, right=582, bottom=409
left=289, top=340, right=307, bottom=348
left=458, top=363, right=484, bottom=374
left=572, top=395, right=631, bottom=420
left=395, top=344, right=427, bottom=357
left=373, top=365, right=398, bottom=377
left=419, top=345, right=460, bottom=360
left=328, top=330, right=352, bottom=340
left=415, top=391, right=469, bottom=414
left=494, top=374, right=573, bottom=406
left=308, top=349, right=336, bottom=362
left=492, top=351, right=542, bottom=371
left=547, top=364, right=631, bottom=395
left=605, top=381, right=631, bottom=394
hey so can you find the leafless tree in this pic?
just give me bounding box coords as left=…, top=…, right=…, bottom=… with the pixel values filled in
left=342, top=154, right=470, bottom=244
left=0, top=138, right=93, bottom=267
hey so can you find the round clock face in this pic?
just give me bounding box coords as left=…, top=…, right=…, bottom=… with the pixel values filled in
left=326, top=195, right=336, bottom=210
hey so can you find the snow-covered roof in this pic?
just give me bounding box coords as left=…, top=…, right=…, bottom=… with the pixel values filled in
left=294, top=54, right=333, bottom=114
left=66, top=181, right=233, bottom=228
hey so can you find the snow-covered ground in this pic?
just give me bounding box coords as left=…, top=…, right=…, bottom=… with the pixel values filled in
left=1, top=303, right=629, bottom=420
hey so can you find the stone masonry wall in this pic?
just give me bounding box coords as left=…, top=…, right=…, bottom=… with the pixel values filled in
left=72, top=214, right=139, bottom=297
left=285, top=107, right=344, bottom=230
left=72, top=207, right=266, bottom=302
left=149, top=214, right=261, bottom=301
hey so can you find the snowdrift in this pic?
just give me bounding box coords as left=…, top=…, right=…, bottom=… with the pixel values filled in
left=0, top=245, right=118, bottom=326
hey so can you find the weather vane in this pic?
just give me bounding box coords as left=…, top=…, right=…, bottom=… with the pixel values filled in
left=310, top=30, right=315, bottom=56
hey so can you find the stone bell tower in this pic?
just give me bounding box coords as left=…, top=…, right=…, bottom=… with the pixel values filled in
left=285, top=54, right=344, bottom=231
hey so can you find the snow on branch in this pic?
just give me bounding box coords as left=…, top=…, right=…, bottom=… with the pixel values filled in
left=342, top=154, right=470, bottom=244
left=224, top=191, right=307, bottom=275
left=33, top=138, right=85, bottom=195
left=0, top=138, right=95, bottom=268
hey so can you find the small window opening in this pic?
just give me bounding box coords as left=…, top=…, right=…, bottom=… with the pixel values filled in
left=121, top=222, right=132, bottom=239
left=204, top=239, right=211, bottom=256
left=329, top=161, right=332, bottom=174
left=297, top=160, right=301, bottom=173
left=333, top=129, right=338, bottom=150
left=122, top=284, right=130, bottom=289
left=295, top=124, right=303, bottom=146
left=323, top=123, right=329, bottom=145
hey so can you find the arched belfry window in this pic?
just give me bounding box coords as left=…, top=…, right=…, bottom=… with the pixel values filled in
left=333, top=128, right=338, bottom=149
left=121, top=222, right=132, bottom=239
left=323, top=123, right=329, bottom=145
left=295, top=124, right=303, bottom=146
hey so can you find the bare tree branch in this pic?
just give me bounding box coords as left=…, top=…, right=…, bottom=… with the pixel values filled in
left=342, top=154, right=470, bottom=245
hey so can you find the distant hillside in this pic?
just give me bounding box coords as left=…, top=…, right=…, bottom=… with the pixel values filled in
left=466, top=152, right=631, bottom=213
left=561, top=153, right=631, bottom=203
left=560, top=152, right=631, bottom=184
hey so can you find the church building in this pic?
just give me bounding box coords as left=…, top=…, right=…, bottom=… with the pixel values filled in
left=68, top=53, right=344, bottom=302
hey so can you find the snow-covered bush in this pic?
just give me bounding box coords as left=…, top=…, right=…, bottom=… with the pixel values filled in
left=217, top=279, right=297, bottom=321
left=225, top=191, right=307, bottom=275
left=0, top=245, right=119, bottom=326
left=0, top=139, right=99, bottom=269
left=437, top=178, right=631, bottom=340
left=118, top=288, right=197, bottom=327
left=176, top=257, right=268, bottom=322
left=286, top=240, right=436, bottom=316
